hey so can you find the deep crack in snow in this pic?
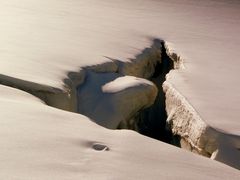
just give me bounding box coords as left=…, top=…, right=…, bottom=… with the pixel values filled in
left=1, top=38, right=240, bottom=169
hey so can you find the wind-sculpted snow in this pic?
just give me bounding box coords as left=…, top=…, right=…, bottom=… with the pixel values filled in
left=0, top=0, right=240, bottom=176
left=0, top=85, right=240, bottom=179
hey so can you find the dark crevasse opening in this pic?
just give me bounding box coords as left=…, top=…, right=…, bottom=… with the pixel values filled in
left=76, top=39, right=176, bottom=145
left=136, top=43, right=174, bottom=143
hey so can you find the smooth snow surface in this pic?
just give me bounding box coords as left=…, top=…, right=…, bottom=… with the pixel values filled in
left=0, top=85, right=240, bottom=179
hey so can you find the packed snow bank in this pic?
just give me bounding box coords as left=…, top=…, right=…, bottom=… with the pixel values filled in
left=164, top=80, right=240, bottom=169
left=163, top=44, right=240, bottom=169
left=1, top=85, right=240, bottom=179
left=78, top=72, right=157, bottom=129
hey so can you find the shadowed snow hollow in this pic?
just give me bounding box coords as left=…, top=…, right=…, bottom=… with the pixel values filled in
left=77, top=71, right=157, bottom=129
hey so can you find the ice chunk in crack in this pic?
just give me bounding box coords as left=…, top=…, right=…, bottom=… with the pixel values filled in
left=77, top=71, right=157, bottom=129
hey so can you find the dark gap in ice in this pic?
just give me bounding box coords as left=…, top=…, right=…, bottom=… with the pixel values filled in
left=135, top=42, right=174, bottom=143
left=76, top=39, right=177, bottom=145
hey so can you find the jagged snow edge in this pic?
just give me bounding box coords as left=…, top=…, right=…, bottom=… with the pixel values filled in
left=163, top=42, right=240, bottom=170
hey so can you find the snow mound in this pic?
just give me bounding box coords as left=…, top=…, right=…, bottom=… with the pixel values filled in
left=78, top=72, right=157, bottom=129
left=102, top=76, right=154, bottom=93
